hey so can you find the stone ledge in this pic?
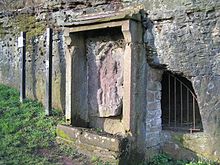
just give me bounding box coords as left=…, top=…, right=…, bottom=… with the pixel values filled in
left=56, top=124, right=129, bottom=164
left=162, top=141, right=197, bottom=161
left=161, top=131, right=220, bottom=163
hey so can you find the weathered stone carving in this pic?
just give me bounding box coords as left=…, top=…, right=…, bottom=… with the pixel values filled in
left=87, top=36, right=124, bottom=117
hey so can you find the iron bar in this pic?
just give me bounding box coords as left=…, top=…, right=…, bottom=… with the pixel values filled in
left=174, top=77, right=176, bottom=127
left=168, top=74, right=171, bottom=126
left=187, top=90, right=189, bottom=123
left=164, top=72, right=200, bottom=132
left=19, top=32, right=26, bottom=103
left=45, top=28, right=53, bottom=116
left=180, top=83, right=183, bottom=126
left=193, top=97, right=196, bottom=129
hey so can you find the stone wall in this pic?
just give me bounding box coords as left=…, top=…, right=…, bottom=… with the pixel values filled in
left=145, top=67, right=162, bottom=149
left=144, top=0, right=220, bottom=161
left=0, top=12, right=66, bottom=110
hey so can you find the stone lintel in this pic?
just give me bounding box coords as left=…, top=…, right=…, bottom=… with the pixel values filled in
left=64, top=20, right=129, bottom=34
left=62, top=6, right=142, bottom=27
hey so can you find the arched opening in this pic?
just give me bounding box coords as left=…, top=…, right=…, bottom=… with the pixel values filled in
left=161, top=71, right=203, bottom=132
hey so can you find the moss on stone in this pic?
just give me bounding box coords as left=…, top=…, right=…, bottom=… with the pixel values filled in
left=173, top=133, right=184, bottom=145
left=11, top=14, right=45, bottom=35
left=56, top=128, right=73, bottom=142
left=9, top=14, right=45, bottom=50
left=167, top=132, right=220, bottom=162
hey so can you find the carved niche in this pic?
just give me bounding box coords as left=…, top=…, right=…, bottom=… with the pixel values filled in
left=86, top=29, right=125, bottom=117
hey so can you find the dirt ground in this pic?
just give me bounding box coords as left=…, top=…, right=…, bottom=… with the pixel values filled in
left=37, top=145, right=93, bottom=165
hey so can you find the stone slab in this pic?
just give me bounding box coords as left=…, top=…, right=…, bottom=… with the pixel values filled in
left=80, top=131, right=121, bottom=152
left=56, top=124, right=129, bottom=164
left=62, top=6, right=142, bottom=26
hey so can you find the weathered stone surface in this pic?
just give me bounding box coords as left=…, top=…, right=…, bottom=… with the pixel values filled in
left=56, top=124, right=82, bottom=140
left=145, top=67, right=162, bottom=149
left=147, top=101, right=161, bottom=111
left=183, top=133, right=213, bottom=156
left=80, top=131, right=121, bottom=152
left=162, top=141, right=197, bottom=161
left=87, top=34, right=124, bottom=117
left=161, top=131, right=220, bottom=162
left=56, top=124, right=129, bottom=164
left=89, top=116, right=126, bottom=135
left=0, top=14, right=66, bottom=110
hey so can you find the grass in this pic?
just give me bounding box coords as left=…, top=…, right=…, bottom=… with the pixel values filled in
left=0, top=84, right=85, bottom=165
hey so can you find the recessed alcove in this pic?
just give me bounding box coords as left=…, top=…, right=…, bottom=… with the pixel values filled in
left=68, top=27, right=126, bottom=132
left=161, top=71, right=203, bottom=132
left=63, top=18, right=143, bottom=134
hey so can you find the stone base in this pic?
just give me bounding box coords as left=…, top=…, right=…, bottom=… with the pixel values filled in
left=56, top=124, right=129, bottom=164
left=162, top=141, right=197, bottom=161
left=161, top=131, right=220, bottom=163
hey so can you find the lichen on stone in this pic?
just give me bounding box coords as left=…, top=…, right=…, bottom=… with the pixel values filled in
left=0, top=23, right=5, bottom=38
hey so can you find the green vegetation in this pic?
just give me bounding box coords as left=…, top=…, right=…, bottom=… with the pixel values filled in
left=91, top=156, right=111, bottom=165
left=0, top=84, right=83, bottom=164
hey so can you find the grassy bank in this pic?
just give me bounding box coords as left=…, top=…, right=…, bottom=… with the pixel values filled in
left=0, top=84, right=89, bottom=164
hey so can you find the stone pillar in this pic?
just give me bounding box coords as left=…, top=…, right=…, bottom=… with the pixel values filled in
left=121, top=20, right=145, bottom=139
left=64, top=31, right=74, bottom=124
left=121, top=21, right=133, bottom=133
left=64, top=31, right=88, bottom=126
left=71, top=33, right=88, bottom=127
left=145, top=68, right=163, bottom=148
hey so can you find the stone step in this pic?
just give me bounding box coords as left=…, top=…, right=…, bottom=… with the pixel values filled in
left=56, top=124, right=129, bottom=164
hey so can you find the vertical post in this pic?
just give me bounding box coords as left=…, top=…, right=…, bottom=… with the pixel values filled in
left=19, top=32, right=26, bottom=103
left=174, top=77, right=177, bottom=127
left=64, top=30, right=74, bottom=125
left=168, top=74, right=171, bottom=126
left=45, top=28, right=53, bottom=116
left=187, top=90, right=189, bottom=123
left=193, top=97, right=196, bottom=129
left=180, top=83, right=183, bottom=126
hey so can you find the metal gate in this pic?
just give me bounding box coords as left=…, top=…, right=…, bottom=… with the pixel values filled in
left=161, top=72, right=203, bottom=133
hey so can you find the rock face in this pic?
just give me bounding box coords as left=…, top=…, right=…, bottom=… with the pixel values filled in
left=144, top=0, right=220, bottom=161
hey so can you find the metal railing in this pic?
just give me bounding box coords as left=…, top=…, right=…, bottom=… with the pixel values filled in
left=162, top=72, right=202, bottom=133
